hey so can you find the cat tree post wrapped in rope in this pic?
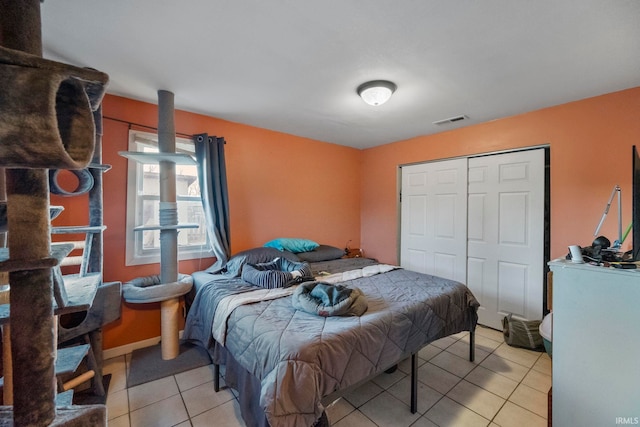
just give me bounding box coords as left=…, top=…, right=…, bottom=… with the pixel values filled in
left=158, top=90, right=181, bottom=360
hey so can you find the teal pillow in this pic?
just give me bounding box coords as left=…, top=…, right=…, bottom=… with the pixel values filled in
left=264, top=238, right=319, bottom=253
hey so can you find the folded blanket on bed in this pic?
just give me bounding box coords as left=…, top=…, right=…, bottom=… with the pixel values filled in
left=319, top=263, right=398, bottom=283
left=292, top=282, right=367, bottom=317
left=212, top=286, right=297, bottom=344
left=195, top=265, right=394, bottom=347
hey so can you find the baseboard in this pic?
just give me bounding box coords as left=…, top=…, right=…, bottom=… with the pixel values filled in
left=103, top=330, right=184, bottom=360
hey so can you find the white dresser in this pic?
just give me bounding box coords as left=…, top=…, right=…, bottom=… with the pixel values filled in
left=549, top=259, right=640, bottom=426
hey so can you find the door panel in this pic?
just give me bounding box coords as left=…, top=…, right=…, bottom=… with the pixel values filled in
left=400, top=159, right=468, bottom=282
left=498, top=261, right=528, bottom=316
left=499, top=192, right=528, bottom=244
left=467, top=193, right=486, bottom=241
left=468, top=149, right=545, bottom=329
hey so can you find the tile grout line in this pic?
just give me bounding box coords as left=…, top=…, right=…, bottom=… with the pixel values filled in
left=427, top=333, right=549, bottom=425
left=484, top=353, right=539, bottom=426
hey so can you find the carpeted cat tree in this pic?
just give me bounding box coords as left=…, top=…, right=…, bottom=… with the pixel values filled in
left=0, top=0, right=109, bottom=425
left=120, top=90, right=194, bottom=361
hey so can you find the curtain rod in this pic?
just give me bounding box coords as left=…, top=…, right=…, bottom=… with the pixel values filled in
left=103, top=115, right=196, bottom=139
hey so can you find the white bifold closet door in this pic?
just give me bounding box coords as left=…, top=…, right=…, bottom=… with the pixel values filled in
left=401, top=149, right=545, bottom=330
left=467, top=149, right=545, bottom=329
left=400, top=158, right=468, bottom=284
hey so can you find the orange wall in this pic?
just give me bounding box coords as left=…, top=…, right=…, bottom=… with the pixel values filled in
left=51, top=87, right=640, bottom=349
left=51, top=94, right=362, bottom=349
left=360, top=87, right=640, bottom=264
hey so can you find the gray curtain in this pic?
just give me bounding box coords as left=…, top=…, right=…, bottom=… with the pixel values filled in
left=194, top=133, right=230, bottom=269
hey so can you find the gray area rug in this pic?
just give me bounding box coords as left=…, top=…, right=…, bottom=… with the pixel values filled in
left=127, top=341, right=211, bottom=388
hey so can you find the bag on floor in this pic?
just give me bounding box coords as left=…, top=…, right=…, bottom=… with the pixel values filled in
left=502, top=314, right=545, bottom=351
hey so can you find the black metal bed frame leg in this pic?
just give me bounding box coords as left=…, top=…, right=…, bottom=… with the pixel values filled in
left=410, top=353, right=417, bottom=413
left=214, top=363, right=220, bottom=392
left=469, top=322, right=476, bottom=362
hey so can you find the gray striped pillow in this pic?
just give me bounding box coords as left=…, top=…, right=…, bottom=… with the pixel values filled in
left=242, top=257, right=313, bottom=289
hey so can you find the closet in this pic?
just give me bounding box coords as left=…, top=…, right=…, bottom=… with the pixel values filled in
left=400, top=148, right=546, bottom=329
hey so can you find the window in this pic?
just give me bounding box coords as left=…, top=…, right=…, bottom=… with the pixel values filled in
left=125, top=130, right=211, bottom=266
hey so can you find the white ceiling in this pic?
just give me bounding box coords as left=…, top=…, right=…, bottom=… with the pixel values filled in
left=41, top=1, right=640, bottom=149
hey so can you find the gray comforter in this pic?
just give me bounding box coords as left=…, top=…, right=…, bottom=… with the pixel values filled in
left=185, top=265, right=479, bottom=427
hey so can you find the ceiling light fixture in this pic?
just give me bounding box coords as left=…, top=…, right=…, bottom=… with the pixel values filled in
left=357, top=80, right=397, bottom=106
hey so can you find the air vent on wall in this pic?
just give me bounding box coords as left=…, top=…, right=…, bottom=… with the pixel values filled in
left=433, top=115, right=469, bottom=126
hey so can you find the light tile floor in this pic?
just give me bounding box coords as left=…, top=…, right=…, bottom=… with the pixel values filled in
left=104, top=326, right=551, bottom=427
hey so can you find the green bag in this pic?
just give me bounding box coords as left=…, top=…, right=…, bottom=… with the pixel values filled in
left=502, top=314, right=545, bottom=351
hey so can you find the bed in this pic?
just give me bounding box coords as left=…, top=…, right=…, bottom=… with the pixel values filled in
left=184, top=246, right=479, bottom=427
